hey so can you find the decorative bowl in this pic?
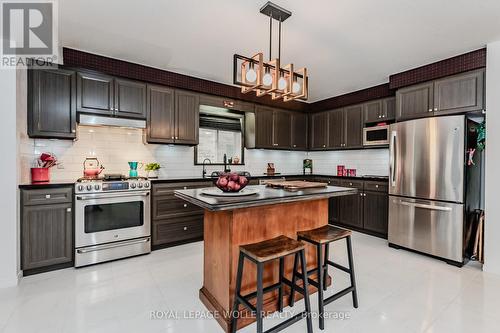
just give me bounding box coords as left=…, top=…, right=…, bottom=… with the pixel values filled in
left=213, top=172, right=250, bottom=193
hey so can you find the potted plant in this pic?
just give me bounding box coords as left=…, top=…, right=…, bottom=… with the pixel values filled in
left=145, top=162, right=161, bottom=178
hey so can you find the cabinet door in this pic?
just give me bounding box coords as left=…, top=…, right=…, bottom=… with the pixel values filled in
left=311, top=112, right=329, bottom=149
left=175, top=90, right=199, bottom=145
left=363, top=191, right=388, bottom=236
left=22, top=203, right=73, bottom=270
left=76, top=71, right=114, bottom=115
left=364, top=100, right=383, bottom=123
left=396, top=82, right=434, bottom=120
left=28, top=67, right=76, bottom=139
left=291, top=112, right=308, bottom=150
left=114, top=78, right=147, bottom=119
left=255, top=106, right=274, bottom=148
left=273, top=110, right=292, bottom=148
left=338, top=192, right=364, bottom=229
left=146, top=85, right=175, bottom=144
left=328, top=109, right=344, bottom=149
left=383, top=97, right=396, bottom=121
left=152, top=215, right=204, bottom=247
left=344, top=105, right=363, bottom=148
left=433, top=70, right=484, bottom=115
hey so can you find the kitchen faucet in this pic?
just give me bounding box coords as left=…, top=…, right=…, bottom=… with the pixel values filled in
left=223, top=154, right=231, bottom=173
left=202, top=158, right=211, bottom=178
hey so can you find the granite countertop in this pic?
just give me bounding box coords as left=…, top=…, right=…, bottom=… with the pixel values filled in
left=174, top=185, right=358, bottom=211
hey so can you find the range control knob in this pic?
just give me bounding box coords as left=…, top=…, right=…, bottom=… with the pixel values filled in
left=77, top=185, right=84, bottom=192
left=137, top=182, right=143, bottom=188
left=94, top=184, right=101, bottom=191
left=144, top=182, right=150, bottom=188
left=130, top=183, right=136, bottom=189
left=86, top=185, right=93, bottom=191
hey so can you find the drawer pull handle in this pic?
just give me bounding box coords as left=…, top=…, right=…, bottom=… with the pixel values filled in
left=45, top=194, right=51, bottom=199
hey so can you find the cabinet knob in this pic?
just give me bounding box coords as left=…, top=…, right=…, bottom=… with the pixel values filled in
left=360, top=193, right=363, bottom=196
left=322, top=145, right=326, bottom=148
left=349, top=182, right=353, bottom=186
left=183, top=204, right=187, bottom=208
left=72, top=129, right=76, bottom=133
left=273, top=143, right=278, bottom=146
left=171, top=136, right=175, bottom=139
left=293, top=145, right=297, bottom=148
left=434, top=107, right=438, bottom=111
left=428, top=108, right=433, bottom=112
left=183, top=227, right=188, bottom=231
left=175, top=137, right=179, bottom=140
left=376, top=185, right=379, bottom=188
left=45, top=194, right=51, bottom=199
left=66, top=208, right=72, bottom=212
left=183, top=186, right=187, bottom=190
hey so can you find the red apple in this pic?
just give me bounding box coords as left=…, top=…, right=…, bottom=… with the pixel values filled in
left=238, top=176, right=248, bottom=186
left=229, top=173, right=239, bottom=182
left=234, top=183, right=241, bottom=191
left=227, top=180, right=236, bottom=190
left=218, top=177, right=228, bottom=187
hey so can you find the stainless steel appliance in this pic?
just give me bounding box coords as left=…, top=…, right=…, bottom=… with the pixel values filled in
left=388, top=115, right=469, bottom=265
left=74, top=177, right=151, bottom=267
left=363, top=124, right=389, bottom=146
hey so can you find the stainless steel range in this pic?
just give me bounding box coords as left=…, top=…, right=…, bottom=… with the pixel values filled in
left=74, top=176, right=151, bottom=267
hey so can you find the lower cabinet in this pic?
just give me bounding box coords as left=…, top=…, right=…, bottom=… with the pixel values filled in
left=363, top=191, right=389, bottom=235
left=21, top=187, right=74, bottom=274
left=151, top=181, right=211, bottom=248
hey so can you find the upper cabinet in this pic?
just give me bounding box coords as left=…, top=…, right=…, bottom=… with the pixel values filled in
left=253, top=107, right=306, bottom=150
left=364, top=97, right=395, bottom=123
left=146, top=87, right=199, bottom=145
left=396, top=69, right=485, bottom=121
left=77, top=71, right=147, bottom=119
left=28, top=67, right=77, bottom=139
left=327, top=109, right=343, bottom=149
left=344, top=104, right=363, bottom=148
left=310, top=111, right=329, bottom=149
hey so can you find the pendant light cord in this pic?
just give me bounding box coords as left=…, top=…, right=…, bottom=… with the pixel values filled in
left=269, top=15, right=272, bottom=61
left=278, top=18, right=281, bottom=61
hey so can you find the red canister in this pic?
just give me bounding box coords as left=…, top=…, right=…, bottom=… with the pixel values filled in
left=31, top=168, right=50, bottom=182
left=337, top=165, right=345, bottom=176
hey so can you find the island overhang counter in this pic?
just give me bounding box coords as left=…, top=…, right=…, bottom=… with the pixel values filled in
left=174, top=185, right=357, bottom=332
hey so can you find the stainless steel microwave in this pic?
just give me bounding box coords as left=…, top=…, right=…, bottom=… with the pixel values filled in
left=363, top=125, right=390, bottom=146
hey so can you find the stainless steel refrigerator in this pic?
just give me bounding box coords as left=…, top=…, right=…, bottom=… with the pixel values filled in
left=388, top=115, right=472, bottom=265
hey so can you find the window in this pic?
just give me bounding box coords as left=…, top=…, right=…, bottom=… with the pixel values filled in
left=195, top=112, right=244, bottom=165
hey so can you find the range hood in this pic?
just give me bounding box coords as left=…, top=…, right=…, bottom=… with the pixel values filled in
left=78, top=114, right=146, bottom=129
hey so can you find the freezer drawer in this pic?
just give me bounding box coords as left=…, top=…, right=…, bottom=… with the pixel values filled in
left=388, top=196, right=463, bottom=262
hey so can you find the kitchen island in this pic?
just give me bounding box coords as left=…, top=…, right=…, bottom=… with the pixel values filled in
left=175, top=184, right=357, bottom=332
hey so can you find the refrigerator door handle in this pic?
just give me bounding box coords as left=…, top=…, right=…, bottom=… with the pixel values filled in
left=389, top=130, right=397, bottom=187
left=398, top=200, right=452, bottom=212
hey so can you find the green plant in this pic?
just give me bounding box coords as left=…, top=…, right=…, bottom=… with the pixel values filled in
left=145, top=163, right=161, bottom=171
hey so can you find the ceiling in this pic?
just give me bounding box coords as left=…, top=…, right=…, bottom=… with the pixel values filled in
left=59, top=0, right=500, bottom=102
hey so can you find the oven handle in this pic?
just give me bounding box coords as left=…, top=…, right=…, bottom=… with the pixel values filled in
left=76, top=192, right=150, bottom=200
left=76, top=237, right=150, bottom=254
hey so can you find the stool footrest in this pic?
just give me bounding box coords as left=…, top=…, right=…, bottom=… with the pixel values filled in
left=324, top=286, right=355, bottom=306
left=236, top=295, right=256, bottom=313
left=263, top=312, right=309, bottom=333
left=328, top=260, right=351, bottom=274
left=241, top=282, right=282, bottom=301
left=282, top=277, right=306, bottom=296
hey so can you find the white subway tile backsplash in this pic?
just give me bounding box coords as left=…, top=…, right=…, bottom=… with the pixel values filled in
left=19, top=125, right=389, bottom=183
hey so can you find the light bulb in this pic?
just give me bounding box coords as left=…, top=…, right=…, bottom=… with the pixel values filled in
left=245, top=68, right=257, bottom=83
left=292, top=81, right=301, bottom=94
left=278, top=77, right=287, bottom=90
left=263, top=72, right=273, bottom=86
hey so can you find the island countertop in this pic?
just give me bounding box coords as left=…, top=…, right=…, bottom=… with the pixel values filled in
left=174, top=184, right=358, bottom=211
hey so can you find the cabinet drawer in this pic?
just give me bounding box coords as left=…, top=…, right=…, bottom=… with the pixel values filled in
left=364, top=181, right=388, bottom=192
left=340, top=179, right=364, bottom=190
left=153, top=196, right=203, bottom=220
left=22, top=187, right=73, bottom=206
left=152, top=216, right=203, bottom=246
left=152, top=181, right=212, bottom=196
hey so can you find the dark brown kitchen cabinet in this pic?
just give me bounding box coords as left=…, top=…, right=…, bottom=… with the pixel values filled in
left=310, top=111, right=329, bottom=149
left=146, top=88, right=199, bottom=145
left=77, top=71, right=147, bottom=119
left=328, top=109, right=344, bottom=149
left=364, top=97, right=396, bottom=123
left=396, top=82, right=434, bottom=120
left=273, top=110, right=292, bottom=148
left=363, top=190, right=388, bottom=235
left=433, top=69, right=484, bottom=115
left=21, top=187, right=73, bottom=275
left=28, top=67, right=77, bottom=139
left=255, top=106, right=275, bottom=148
left=291, top=112, right=308, bottom=150
left=344, top=105, right=363, bottom=148
left=151, top=181, right=211, bottom=248
left=114, top=78, right=147, bottom=119
left=146, top=85, right=175, bottom=144
left=175, top=90, right=199, bottom=145
left=384, top=97, right=396, bottom=120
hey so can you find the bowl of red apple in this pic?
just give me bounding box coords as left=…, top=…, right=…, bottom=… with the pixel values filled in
left=214, top=172, right=250, bottom=193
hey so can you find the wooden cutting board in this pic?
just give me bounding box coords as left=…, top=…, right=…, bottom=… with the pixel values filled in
left=265, top=180, right=328, bottom=191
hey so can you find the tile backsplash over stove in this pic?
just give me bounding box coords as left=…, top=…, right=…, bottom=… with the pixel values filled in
left=19, top=125, right=389, bottom=182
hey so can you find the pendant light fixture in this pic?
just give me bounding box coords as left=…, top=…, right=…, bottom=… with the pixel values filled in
left=233, top=2, right=308, bottom=102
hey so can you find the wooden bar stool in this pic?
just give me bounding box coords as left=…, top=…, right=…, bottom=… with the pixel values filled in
left=230, top=235, right=313, bottom=333
left=289, top=225, right=358, bottom=330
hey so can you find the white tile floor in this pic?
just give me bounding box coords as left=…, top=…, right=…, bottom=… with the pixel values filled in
left=1, top=232, right=499, bottom=333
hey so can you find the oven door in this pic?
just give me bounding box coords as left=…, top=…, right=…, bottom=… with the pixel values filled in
left=363, top=125, right=389, bottom=146
left=75, top=190, right=150, bottom=248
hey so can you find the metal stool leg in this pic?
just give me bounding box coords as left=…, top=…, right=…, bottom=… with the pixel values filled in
left=256, top=262, right=264, bottom=333
left=299, top=249, right=313, bottom=333
left=323, top=243, right=329, bottom=291
left=288, top=252, right=299, bottom=307
left=278, top=257, right=284, bottom=312
left=230, top=252, right=245, bottom=333
left=316, top=244, right=325, bottom=330
left=346, top=235, right=359, bottom=308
